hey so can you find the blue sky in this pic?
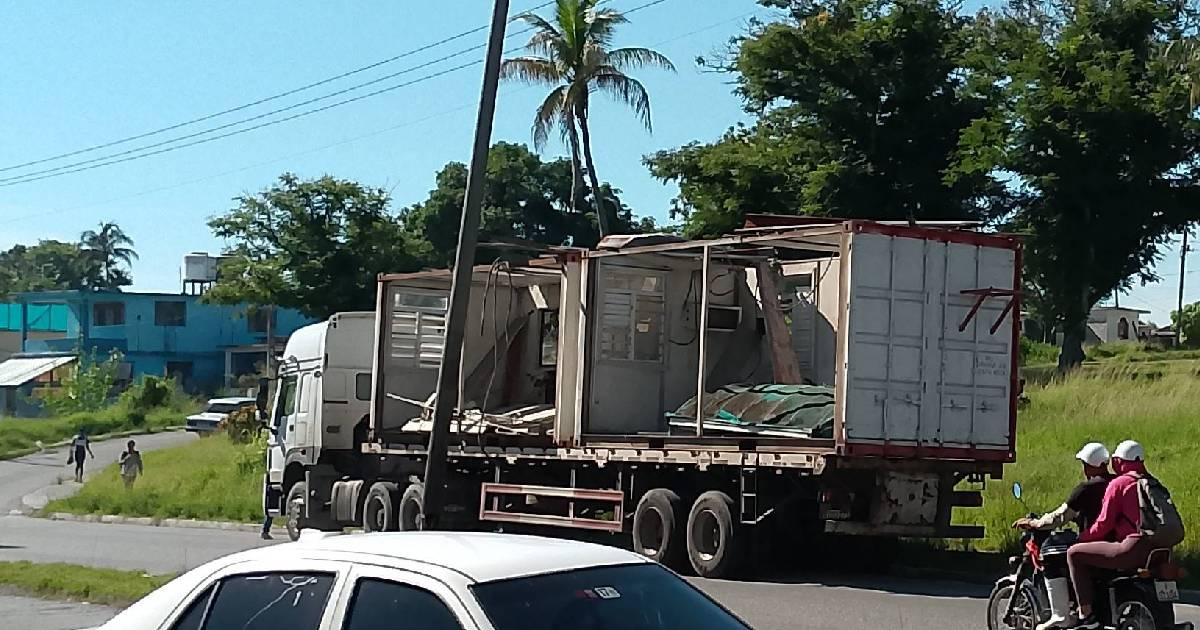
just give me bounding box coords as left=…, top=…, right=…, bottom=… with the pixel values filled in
left=0, top=0, right=1189, bottom=324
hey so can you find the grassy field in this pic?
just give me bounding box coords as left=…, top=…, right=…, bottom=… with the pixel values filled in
left=0, top=561, right=169, bottom=606
left=960, top=361, right=1200, bottom=579
left=46, top=433, right=265, bottom=523
left=0, top=406, right=187, bottom=460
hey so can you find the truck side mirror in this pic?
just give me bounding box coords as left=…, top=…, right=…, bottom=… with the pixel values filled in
left=255, top=378, right=269, bottom=418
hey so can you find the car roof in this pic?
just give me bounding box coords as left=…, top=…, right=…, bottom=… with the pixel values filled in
left=241, top=532, right=649, bottom=583
left=206, top=397, right=255, bottom=404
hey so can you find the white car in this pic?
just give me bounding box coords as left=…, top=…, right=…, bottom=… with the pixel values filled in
left=185, top=397, right=256, bottom=434
left=91, top=531, right=751, bottom=630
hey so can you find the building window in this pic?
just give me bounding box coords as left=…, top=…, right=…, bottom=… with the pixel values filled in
left=599, top=271, right=665, bottom=363
left=155, top=301, right=186, bottom=326
left=389, top=289, right=449, bottom=369
left=247, top=307, right=275, bottom=334
left=166, top=361, right=192, bottom=383
left=1118, top=317, right=1130, bottom=340
left=92, top=302, right=125, bottom=326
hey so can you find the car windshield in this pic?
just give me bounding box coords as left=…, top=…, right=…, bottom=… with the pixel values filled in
left=471, top=564, right=749, bottom=630
left=204, top=402, right=240, bottom=414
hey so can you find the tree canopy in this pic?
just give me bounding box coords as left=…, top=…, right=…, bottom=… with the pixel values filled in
left=205, top=173, right=425, bottom=319
left=964, top=0, right=1200, bottom=366
left=646, top=0, right=1010, bottom=237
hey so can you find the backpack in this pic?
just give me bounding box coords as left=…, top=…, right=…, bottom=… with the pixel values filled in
left=1135, top=474, right=1186, bottom=548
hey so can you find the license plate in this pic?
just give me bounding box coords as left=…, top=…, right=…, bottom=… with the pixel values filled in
left=1155, top=581, right=1179, bottom=602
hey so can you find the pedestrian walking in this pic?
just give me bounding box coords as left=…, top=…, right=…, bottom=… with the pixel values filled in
left=119, top=440, right=143, bottom=490
left=261, top=480, right=279, bottom=540
left=67, top=430, right=94, bottom=483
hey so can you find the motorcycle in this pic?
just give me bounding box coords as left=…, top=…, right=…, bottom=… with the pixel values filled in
left=986, top=483, right=1192, bottom=630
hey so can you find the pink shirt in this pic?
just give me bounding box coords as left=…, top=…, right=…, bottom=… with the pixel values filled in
left=1080, top=473, right=1141, bottom=543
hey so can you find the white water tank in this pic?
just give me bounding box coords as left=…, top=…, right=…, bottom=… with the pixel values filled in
left=182, top=252, right=218, bottom=283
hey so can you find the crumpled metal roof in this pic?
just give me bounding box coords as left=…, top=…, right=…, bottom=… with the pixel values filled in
left=0, top=355, right=76, bottom=387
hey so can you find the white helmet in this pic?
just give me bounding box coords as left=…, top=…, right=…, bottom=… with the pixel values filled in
left=1076, top=442, right=1111, bottom=468
left=1113, top=440, right=1145, bottom=462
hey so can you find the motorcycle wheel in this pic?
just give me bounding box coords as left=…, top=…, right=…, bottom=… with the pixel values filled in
left=988, top=581, right=1042, bottom=630
left=1114, top=588, right=1174, bottom=630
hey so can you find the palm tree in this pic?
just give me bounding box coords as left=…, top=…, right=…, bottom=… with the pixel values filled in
left=501, top=0, right=674, bottom=236
left=80, top=221, right=137, bottom=289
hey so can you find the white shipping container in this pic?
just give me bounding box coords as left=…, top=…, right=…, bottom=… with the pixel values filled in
left=836, top=229, right=1018, bottom=460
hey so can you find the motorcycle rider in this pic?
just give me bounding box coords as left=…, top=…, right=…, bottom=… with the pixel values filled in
left=1013, top=442, right=1113, bottom=630
left=1068, top=440, right=1164, bottom=630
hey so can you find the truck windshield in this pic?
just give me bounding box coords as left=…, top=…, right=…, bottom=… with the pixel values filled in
left=471, top=564, right=749, bottom=630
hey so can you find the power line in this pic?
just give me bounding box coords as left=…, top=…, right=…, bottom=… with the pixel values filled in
left=0, top=0, right=673, bottom=188
left=0, top=0, right=556, bottom=175
left=0, top=0, right=732, bottom=226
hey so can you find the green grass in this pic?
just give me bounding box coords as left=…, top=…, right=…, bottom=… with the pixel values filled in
left=46, top=433, right=265, bottom=523
left=960, top=361, right=1200, bottom=581
left=0, top=561, right=170, bottom=607
left=0, top=405, right=189, bottom=460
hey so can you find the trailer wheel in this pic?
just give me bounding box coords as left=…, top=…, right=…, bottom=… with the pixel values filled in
left=686, top=490, right=740, bottom=578
left=399, top=481, right=425, bottom=531
left=285, top=481, right=307, bottom=542
left=633, top=489, right=685, bottom=569
left=362, top=482, right=400, bottom=532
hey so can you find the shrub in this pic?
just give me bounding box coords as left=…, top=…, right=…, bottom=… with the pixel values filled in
left=39, top=349, right=122, bottom=415
left=220, top=406, right=261, bottom=445
left=118, top=375, right=176, bottom=412
left=1019, top=337, right=1058, bottom=366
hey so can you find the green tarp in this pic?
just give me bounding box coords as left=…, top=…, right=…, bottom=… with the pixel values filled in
left=666, top=383, right=835, bottom=438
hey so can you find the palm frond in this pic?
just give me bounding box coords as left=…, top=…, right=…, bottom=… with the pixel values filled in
left=515, top=12, right=563, bottom=39
left=533, top=85, right=573, bottom=151
left=586, top=8, right=629, bottom=47
left=604, top=47, right=675, bottom=73
left=591, top=71, right=653, bottom=131
left=501, top=57, right=565, bottom=86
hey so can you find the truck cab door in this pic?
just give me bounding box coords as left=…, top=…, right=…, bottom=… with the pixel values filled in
left=267, top=375, right=299, bottom=485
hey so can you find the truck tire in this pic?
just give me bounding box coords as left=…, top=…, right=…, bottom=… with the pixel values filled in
left=633, top=488, right=685, bottom=569
left=362, top=482, right=400, bottom=533
left=399, top=481, right=425, bottom=531
left=285, top=481, right=307, bottom=542
left=686, top=490, right=740, bottom=578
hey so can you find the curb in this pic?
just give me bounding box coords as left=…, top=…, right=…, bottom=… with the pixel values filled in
left=0, top=426, right=187, bottom=462
left=44, top=511, right=286, bottom=534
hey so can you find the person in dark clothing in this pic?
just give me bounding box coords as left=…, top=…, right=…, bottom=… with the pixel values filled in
left=1012, top=442, right=1113, bottom=630
left=68, top=430, right=96, bottom=483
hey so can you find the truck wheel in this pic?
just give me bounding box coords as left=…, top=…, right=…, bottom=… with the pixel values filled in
left=399, top=482, right=425, bottom=531
left=686, top=490, right=740, bottom=578
left=633, top=489, right=685, bottom=569
left=285, top=481, right=307, bottom=542
left=362, top=482, right=400, bottom=533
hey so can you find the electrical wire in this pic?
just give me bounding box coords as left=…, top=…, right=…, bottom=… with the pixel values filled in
left=0, top=0, right=556, bottom=175
left=0, top=0, right=675, bottom=188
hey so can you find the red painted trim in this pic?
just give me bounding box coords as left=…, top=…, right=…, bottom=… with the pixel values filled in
left=850, top=221, right=1021, bottom=250
left=845, top=442, right=1014, bottom=462
left=1008, top=245, right=1023, bottom=462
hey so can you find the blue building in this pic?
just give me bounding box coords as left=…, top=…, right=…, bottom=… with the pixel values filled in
left=0, top=290, right=313, bottom=413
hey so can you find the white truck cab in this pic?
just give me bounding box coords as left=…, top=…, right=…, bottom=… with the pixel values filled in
left=263, top=312, right=374, bottom=535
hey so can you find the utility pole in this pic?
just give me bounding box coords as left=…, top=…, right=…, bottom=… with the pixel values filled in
left=421, top=0, right=510, bottom=530
left=1178, top=226, right=1191, bottom=346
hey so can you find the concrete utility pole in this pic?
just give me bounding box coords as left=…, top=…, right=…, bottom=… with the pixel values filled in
left=421, top=0, right=511, bottom=530
left=1178, top=226, right=1191, bottom=346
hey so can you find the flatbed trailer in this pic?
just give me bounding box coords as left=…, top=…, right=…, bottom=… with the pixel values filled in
left=269, top=220, right=1020, bottom=578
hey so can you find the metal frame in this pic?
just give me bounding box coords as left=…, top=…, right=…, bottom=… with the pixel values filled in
left=478, top=482, right=624, bottom=532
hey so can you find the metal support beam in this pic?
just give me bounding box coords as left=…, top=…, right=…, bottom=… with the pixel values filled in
left=695, top=245, right=711, bottom=438
left=421, top=0, right=510, bottom=530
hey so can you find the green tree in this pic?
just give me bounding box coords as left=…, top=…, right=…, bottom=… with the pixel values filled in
left=205, top=173, right=425, bottom=319
left=1172, top=302, right=1200, bottom=347
left=0, top=240, right=102, bottom=296
left=404, top=142, right=644, bottom=267
left=502, top=0, right=674, bottom=236
left=646, top=0, right=1010, bottom=237
left=40, top=349, right=122, bottom=415
left=963, top=0, right=1200, bottom=367
left=79, top=222, right=137, bottom=289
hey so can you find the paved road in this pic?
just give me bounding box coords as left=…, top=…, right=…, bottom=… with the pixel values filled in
left=1, top=592, right=116, bottom=630
left=0, top=431, right=196, bottom=513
